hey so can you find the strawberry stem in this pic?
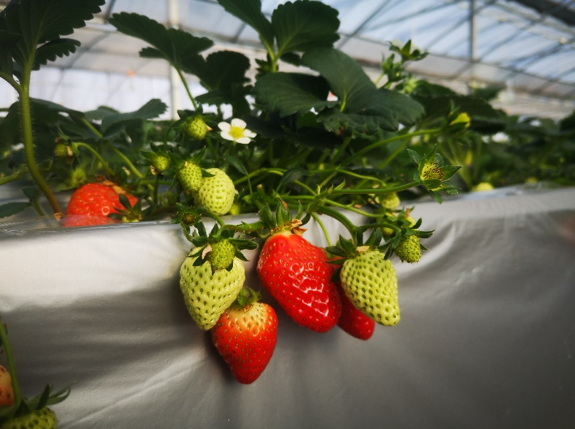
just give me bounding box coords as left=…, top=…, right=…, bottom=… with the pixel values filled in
left=311, top=212, right=332, bottom=246
left=314, top=205, right=357, bottom=239
left=72, top=143, right=115, bottom=177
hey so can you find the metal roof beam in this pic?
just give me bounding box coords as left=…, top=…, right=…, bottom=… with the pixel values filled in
left=509, top=0, right=575, bottom=26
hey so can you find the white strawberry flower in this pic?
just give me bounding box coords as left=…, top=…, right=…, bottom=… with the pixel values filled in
left=217, top=118, right=256, bottom=144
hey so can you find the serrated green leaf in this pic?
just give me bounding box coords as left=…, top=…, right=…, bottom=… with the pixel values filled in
left=272, top=1, right=339, bottom=57
left=302, top=48, right=370, bottom=112
left=325, top=246, right=346, bottom=257
left=101, top=99, right=167, bottom=135
left=217, top=0, right=274, bottom=50
left=0, top=0, right=104, bottom=71
left=109, top=13, right=213, bottom=71
left=200, top=51, right=250, bottom=91
left=290, top=126, right=342, bottom=150
left=33, top=38, right=80, bottom=70
left=254, top=72, right=332, bottom=117
left=442, top=165, right=461, bottom=180
left=225, top=154, right=248, bottom=176
left=277, top=167, right=308, bottom=191
left=21, top=185, right=40, bottom=201
left=318, top=109, right=396, bottom=134
left=407, top=148, right=420, bottom=165
left=302, top=48, right=423, bottom=132
left=0, top=202, right=30, bottom=218
left=280, top=52, right=301, bottom=66
left=118, top=193, right=132, bottom=209
left=0, top=30, right=19, bottom=75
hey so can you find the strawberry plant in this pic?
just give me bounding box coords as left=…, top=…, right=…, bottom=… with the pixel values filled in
left=2, top=0, right=534, bottom=386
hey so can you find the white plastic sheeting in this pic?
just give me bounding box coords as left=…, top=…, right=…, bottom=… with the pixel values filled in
left=0, top=187, right=574, bottom=428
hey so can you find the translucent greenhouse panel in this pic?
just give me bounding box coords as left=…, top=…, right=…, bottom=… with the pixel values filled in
left=109, top=0, right=168, bottom=22
left=406, top=54, right=468, bottom=79
left=181, top=1, right=245, bottom=38
left=329, top=0, right=390, bottom=36
left=537, top=82, right=575, bottom=99
left=524, top=51, right=575, bottom=81
left=339, top=38, right=389, bottom=64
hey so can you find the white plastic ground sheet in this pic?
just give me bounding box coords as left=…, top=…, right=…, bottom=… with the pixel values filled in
left=0, top=187, right=574, bottom=428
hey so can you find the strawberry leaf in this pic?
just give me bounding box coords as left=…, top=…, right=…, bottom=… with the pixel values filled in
left=0, top=0, right=104, bottom=74
left=302, top=48, right=424, bottom=132
left=33, top=38, right=80, bottom=70
left=0, top=202, right=30, bottom=218
left=108, top=13, right=213, bottom=71
left=226, top=154, right=248, bottom=176
left=100, top=99, right=167, bottom=136
left=277, top=167, right=308, bottom=191
left=216, top=0, right=274, bottom=50
left=272, top=1, right=339, bottom=57
left=254, top=73, right=333, bottom=117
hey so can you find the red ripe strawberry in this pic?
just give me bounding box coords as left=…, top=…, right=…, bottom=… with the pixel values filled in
left=64, top=181, right=138, bottom=227
left=257, top=226, right=341, bottom=333
left=336, top=283, right=375, bottom=340
left=211, top=299, right=278, bottom=384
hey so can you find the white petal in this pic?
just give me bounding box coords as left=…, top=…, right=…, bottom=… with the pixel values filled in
left=220, top=132, right=235, bottom=141
left=218, top=122, right=230, bottom=132
left=244, top=130, right=257, bottom=138
left=231, top=118, right=247, bottom=129
left=235, top=137, right=251, bottom=144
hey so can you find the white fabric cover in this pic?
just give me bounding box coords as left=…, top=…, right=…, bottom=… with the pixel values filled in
left=1, top=187, right=574, bottom=428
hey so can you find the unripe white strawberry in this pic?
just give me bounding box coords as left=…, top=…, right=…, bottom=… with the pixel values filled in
left=1, top=407, right=57, bottom=429
left=177, top=161, right=202, bottom=193
left=180, top=255, right=245, bottom=330
left=184, top=117, right=210, bottom=141
left=194, top=168, right=235, bottom=216
left=340, top=250, right=399, bottom=326
left=378, top=192, right=400, bottom=210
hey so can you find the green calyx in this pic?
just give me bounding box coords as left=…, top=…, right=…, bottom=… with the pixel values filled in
left=108, top=194, right=144, bottom=223
left=188, top=221, right=257, bottom=273
left=258, top=200, right=306, bottom=237
left=232, top=287, right=262, bottom=309
left=408, top=146, right=460, bottom=203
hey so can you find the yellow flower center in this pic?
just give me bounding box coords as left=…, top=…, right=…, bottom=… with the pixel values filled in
left=228, top=126, right=244, bottom=140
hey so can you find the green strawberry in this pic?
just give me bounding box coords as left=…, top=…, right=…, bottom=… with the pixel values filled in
left=53, top=143, right=72, bottom=158
left=177, top=161, right=202, bottom=194
left=151, top=153, right=171, bottom=174
left=194, top=168, right=235, bottom=216
left=378, top=192, right=400, bottom=210
left=340, top=250, right=400, bottom=327
left=395, top=235, right=421, bottom=263
left=180, top=255, right=245, bottom=330
left=207, top=240, right=236, bottom=271
left=1, top=407, right=57, bottom=429
left=184, top=117, right=210, bottom=141
left=420, top=161, right=444, bottom=190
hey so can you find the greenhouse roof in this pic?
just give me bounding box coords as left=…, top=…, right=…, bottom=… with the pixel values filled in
left=1, top=0, right=574, bottom=119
